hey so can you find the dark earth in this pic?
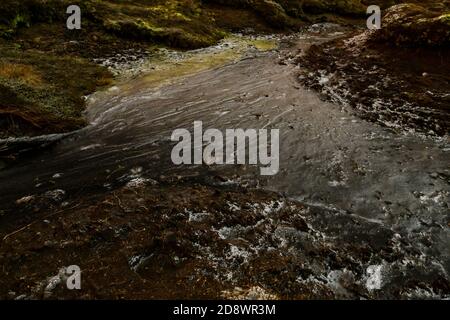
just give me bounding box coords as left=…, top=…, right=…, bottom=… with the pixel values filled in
left=298, top=32, right=450, bottom=136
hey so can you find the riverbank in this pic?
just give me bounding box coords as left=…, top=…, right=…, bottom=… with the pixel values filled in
left=296, top=3, right=450, bottom=136
left=0, top=0, right=374, bottom=138
left=2, top=180, right=448, bottom=299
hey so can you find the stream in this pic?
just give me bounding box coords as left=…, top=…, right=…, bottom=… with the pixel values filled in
left=0, top=27, right=449, bottom=299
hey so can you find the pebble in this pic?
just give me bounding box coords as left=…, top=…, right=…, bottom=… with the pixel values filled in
left=16, top=195, right=35, bottom=205
left=44, top=189, right=66, bottom=202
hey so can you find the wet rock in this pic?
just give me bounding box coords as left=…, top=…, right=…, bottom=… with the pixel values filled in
left=16, top=195, right=34, bottom=205
left=43, top=189, right=66, bottom=202
left=42, top=268, right=67, bottom=299
left=207, top=0, right=292, bottom=28
left=306, top=0, right=366, bottom=16
left=297, top=14, right=450, bottom=136
left=126, top=177, right=151, bottom=189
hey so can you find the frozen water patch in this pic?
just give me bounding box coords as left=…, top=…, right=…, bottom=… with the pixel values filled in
left=128, top=254, right=153, bottom=272
left=307, top=23, right=342, bottom=34
left=44, top=189, right=66, bottom=202
left=325, top=270, right=355, bottom=298
left=227, top=245, right=251, bottom=263
left=126, top=177, right=149, bottom=189
left=417, top=190, right=448, bottom=205
left=222, top=286, right=278, bottom=300
left=80, top=144, right=102, bottom=151
left=187, top=210, right=210, bottom=223
left=120, top=167, right=157, bottom=189
left=365, top=265, right=384, bottom=291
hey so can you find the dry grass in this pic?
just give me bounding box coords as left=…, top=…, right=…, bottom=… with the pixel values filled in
left=0, top=63, right=43, bottom=87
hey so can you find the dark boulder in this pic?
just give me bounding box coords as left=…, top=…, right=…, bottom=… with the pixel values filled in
left=371, top=4, right=450, bottom=47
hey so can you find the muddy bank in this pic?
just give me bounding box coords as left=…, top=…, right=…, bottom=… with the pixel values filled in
left=296, top=4, right=450, bottom=136
left=297, top=39, right=450, bottom=136
left=1, top=181, right=449, bottom=299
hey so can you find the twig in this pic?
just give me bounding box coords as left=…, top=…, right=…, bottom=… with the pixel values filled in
left=2, top=204, right=80, bottom=242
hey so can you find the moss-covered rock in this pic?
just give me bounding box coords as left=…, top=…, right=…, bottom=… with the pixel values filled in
left=0, top=45, right=112, bottom=137
left=302, top=0, right=365, bottom=16
left=204, top=0, right=295, bottom=28
left=0, top=0, right=224, bottom=48
left=93, top=0, right=225, bottom=48
left=371, top=3, right=450, bottom=47
left=252, top=0, right=291, bottom=27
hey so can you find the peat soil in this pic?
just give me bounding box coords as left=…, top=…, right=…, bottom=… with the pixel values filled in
left=297, top=31, right=450, bottom=136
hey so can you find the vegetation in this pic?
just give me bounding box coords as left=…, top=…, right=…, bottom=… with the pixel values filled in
left=0, top=47, right=112, bottom=137
left=0, top=0, right=448, bottom=137
left=371, top=3, right=450, bottom=47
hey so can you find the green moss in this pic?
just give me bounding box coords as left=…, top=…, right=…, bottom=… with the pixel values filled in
left=3, top=0, right=446, bottom=137
left=111, top=35, right=278, bottom=89
left=302, top=0, right=366, bottom=16
left=11, top=14, right=30, bottom=29
left=0, top=46, right=112, bottom=137
left=439, top=13, right=450, bottom=24
left=206, top=0, right=368, bottom=20
left=372, top=4, right=450, bottom=47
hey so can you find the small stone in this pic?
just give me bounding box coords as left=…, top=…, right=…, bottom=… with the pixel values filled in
left=16, top=195, right=35, bottom=205
left=44, top=240, right=54, bottom=247
left=44, top=189, right=66, bottom=202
